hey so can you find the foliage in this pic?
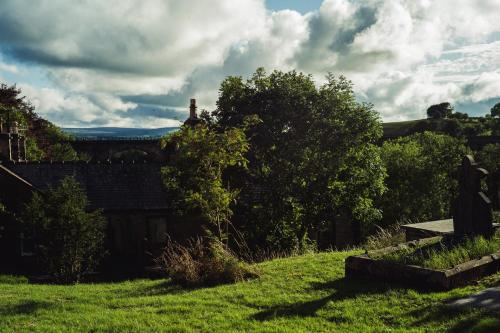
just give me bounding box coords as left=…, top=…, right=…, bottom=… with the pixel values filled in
left=476, top=143, right=500, bottom=175
left=1, top=251, right=500, bottom=332
left=377, top=233, right=500, bottom=270
left=48, top=143, right=79, bottom=161
left=21, top=177, right=107, bottom=283
left=491, top=102, right=500, bottom=118
left=477, top=143, right=500, bottom=209
left=214, top=69, right=386, bottom=250
left=157, top=237, right=259, bottom=287
left=161, top=123, right=249, bottom=241
left=378, top=132, right=468, bottom=227
left=0, top=83, right=80, bottom=161
left=426, top=102, right=454, bottom=119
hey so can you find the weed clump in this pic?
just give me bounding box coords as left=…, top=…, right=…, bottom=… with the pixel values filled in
left=157, top=237, right=259, bottom=287
left=364, top=224, right=406, bottom=250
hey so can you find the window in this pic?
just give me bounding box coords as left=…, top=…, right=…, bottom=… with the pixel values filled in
left=20, top=232, right=35, bottom=256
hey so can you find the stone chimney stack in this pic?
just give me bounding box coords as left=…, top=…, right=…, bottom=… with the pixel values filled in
left=10, top=121, right=19, bottom=134
left=189, top=98, right=197, bottom=119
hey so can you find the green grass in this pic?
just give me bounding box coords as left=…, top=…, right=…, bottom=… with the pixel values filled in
left=382, top=120, right=423, bottom=138
left=374, top=234, right=500, bottom=270
left=1, top=251, right=500, bottom=332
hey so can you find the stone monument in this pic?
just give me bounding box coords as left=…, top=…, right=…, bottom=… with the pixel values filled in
left=453, top=155, right=493, bottom=239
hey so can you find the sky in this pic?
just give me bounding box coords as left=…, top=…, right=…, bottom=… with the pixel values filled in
left=0, top=0, right=499, bottom=128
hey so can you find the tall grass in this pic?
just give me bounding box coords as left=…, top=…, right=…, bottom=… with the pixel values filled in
left=378, top=235, right=500, bottom=270
left=156, top=236, right=259, bottom=287
left=363, top=223, right=406, bottom=250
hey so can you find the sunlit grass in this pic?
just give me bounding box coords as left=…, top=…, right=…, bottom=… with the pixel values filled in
left=1, top=251, right=499, bottom=332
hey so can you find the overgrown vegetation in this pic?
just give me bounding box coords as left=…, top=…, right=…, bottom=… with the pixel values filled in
left=21, top=177, right=107, bottom=283
left=161, top=123, right=250, bottom=242
left=157, top=237, right=259, bottom=287
left=0, top=83, right=81, bottom=161
left=378, top=132, right=468, bottom=228
left=363, top=223, right=406, bottom=250
left=373, top=232, right=500, bottom=270
left=209, top=69, right=386, bottom=251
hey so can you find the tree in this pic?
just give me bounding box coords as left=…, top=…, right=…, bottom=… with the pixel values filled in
left=161, top=123, right=249, bottom=242
left=0, top=83, right=80, bottom=161
left=491, top=103, right=500, bottom=118
left=21, top=177, right=107, bottom=283
left=378, top=132, right=468, bottom=227
left=476, top=144, right=500, bottom=209
left=214, top=69, right=386, bottom=249
left=449, top=111, right=469, bottom=120
left=427, top=102, right=454, bottom=119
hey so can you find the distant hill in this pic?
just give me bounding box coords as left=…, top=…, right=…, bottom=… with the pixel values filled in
left=382, top=120, right=423, bottom=138
left=62, top=127, right=179, bottom=139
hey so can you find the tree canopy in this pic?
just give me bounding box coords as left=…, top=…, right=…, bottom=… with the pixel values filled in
left=161, top=123, right=249, bottom=242
left=426, top=102, right=454, bottom=119
left=491, top=103, right=500, bottom=118
left=212, top=69, right=386, bottom=249
left=378, top=132, right=468, bottom=226
left=0, top=83, right=79, bottom=161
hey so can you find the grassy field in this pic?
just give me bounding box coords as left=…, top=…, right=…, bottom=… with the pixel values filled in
left=1, top=250, right=500, bottom=332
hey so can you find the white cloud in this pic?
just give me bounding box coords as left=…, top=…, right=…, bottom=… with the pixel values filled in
left=1, top=0, right=500, bottom=126
left=0, top=61, right=18, bottom=74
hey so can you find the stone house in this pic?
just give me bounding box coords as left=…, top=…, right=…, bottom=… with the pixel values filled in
left=0, top=101, right=203, bottom=273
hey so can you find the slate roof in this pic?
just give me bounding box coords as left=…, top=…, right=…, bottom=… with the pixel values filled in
left=4, top=162, right=169, bottom=212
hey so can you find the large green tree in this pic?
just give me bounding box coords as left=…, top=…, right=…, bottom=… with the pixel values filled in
left=161, top=123, right=249, bottom=242
left=378, top=132, right=468, bottom=226
left=22, top=177, right=107, bottom=283
left=213, top=69, right=386, bottom=249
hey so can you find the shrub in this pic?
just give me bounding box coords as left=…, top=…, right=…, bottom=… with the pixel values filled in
left=157, top=237, right=259, bottom=287
left=21, top=176, right=107, bottom=283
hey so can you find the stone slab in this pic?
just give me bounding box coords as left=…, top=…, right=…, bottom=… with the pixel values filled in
left=402, top=220, right=499, bottom=241
left=447, top=287, right=500, bottom=311
left=345, top=237, right=500, bottom=290
left=402, top=219, right=454, bottom=233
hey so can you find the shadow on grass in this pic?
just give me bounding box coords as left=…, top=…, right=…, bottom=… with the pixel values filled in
left=251, top=277, right=398, bottom=321
left=119, top=279, right=201, bottom=297
left=0, top=300, right=54, bottom=316
left=407, top=304, right=500, bottom=333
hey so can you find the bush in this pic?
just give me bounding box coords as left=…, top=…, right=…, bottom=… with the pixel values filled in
left=157, top=237, right=259, bottom=287
left=21, top=176, right=107, bottom=283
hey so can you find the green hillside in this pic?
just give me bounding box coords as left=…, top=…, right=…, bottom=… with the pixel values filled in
left=382, top=117, right=497, bottom=139
left=1, top=251, right=499, bottom=332
left=383, top=120, right=423, bottom=138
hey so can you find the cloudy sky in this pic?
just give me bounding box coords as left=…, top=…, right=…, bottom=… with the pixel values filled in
left=0, top=0, right=499, bottom=128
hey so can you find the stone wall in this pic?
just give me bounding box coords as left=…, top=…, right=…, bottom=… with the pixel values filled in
left=69, top=139, right=167, bottom=162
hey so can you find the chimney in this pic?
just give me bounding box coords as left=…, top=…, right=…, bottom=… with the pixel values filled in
left=190, top=98, right=197, bottom=119
left=10, top=121, right=19, bottom=134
